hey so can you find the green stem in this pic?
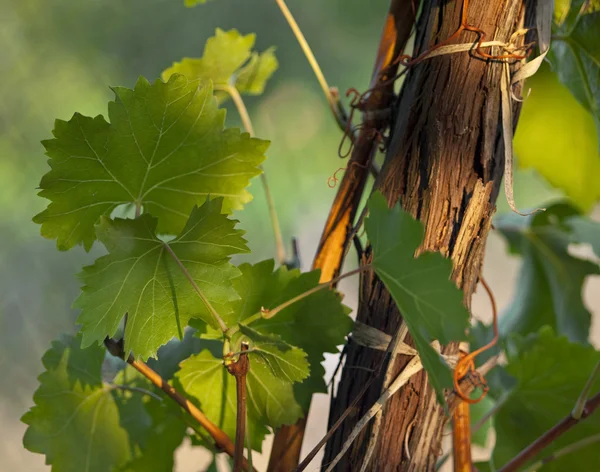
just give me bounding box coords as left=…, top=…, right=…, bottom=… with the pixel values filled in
left=522, top=434, right=600, bottom=472
left=163, top=243, right=228, bottom=332
left=226, top=265, right=369, bottom=338
left=273, top=0, right=346, bottom=130
left=573, top=360, right=600, bottom=419
left=218, top=83, right=287, bottom=266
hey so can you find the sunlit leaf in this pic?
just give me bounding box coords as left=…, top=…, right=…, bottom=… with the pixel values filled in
left=496, top=203, right=599, bottom=342
left=491, top=327, right=600, bottom=471
left=365, top=192, right=470, bottom=405
left=162, top=29, right=278, bottom=99
left=514, top=67, right=600, bottom=211
left=75, top=198, right=248, bottom=360
left=34, top=74, right=268, bottom=251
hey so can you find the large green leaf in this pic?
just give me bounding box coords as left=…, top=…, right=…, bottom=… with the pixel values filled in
left=162, top=29, right=278, bottom=98
left=236, top=324, right=310, bottom=383
left=491, top=327, right=600, bottom=471
left=22, top=336, right=133, bottom=472
left=176, top=349, right=303, bottom=451
left=550, top=11, right=600, bottom=144
left=365, top=192, right=469, bottom=404
left=496, top=203, right=599, bottom=342
left=214, top=259, right=353, bottom=409
left=75, top=198, right=248, bottom=360
left=34, top=74, right=268, bottom=251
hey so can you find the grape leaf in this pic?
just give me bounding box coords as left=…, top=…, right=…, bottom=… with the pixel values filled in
left=365, top=192, right=470, bottom=405
left=176, top=349, right=304, bottom=451
left=22, top=336, right=134, bottom=472
left=549, top=11, right=600, bottom=145
left=162, top=29, right=278, bottom=99
left=33, top=74, right=268, bottom=251
left=496, top=203, right=599, bottom=342
left=75, top=198, right=248, bottom=360
left=215, top=259, right=353, bottom=409
left=236, top=324, right=310, bottom=383
left=491, top=327, right=600, bottom=471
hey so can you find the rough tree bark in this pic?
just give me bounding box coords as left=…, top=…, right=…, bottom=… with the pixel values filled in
left=323, top=0, right=533, bottom=470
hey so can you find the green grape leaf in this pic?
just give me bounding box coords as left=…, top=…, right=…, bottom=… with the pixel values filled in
left=492, top=327, right=600, bottom=471
left=22, top=336, right=134, bottom=472
left=365, top=192, right=470, bottom=405
left=235, top=48, right=279, bottom=96
left=147, top=328, right=222, bottom=380
left=495, top=203, right=599, bottom=342
left=214, top=259, right=352, bottom=409
left=162, top=29, right=278, bottom=99
left=549, top=12, right=600, bottom=146
left=33, top=74, right=268, bottom=251
left=176, top=349, right=305, bottom=451
left=74, top=198, right=248, bottom=360
left=236, top=324, right=310, bottom=383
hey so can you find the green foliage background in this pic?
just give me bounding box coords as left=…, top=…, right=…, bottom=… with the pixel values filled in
left=1, top=0, right=598, bottom=470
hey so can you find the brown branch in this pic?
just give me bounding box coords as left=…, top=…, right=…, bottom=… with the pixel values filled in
left=498, top=391, right=600, bottom=472
left=227, top=342, right=250, bottom=472
left=267, top=2, right=418, bottom=470
left=104, top=337, right=254, bottom=472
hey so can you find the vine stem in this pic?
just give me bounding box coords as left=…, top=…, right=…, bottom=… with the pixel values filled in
left=217, top=83, right=287, bottom=266
left=163, top=242, right=228, bottom=332
left=498, top=391, right=600, bottom=472
left=273, top=0, right=346, bottom=129
left=521, top=434, right=600, bottom=472
left=103, top=338, right=253, bottom=472
left=227, top=342, right=250, bottom=472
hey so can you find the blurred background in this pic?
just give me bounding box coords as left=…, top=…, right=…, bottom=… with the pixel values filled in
left=1, top=0, right=598, bottom=470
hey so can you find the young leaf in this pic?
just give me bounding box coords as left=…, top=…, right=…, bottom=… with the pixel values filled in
left=236, top=324, right=310, bottom=383
left=75, top=198, right=248, bottom=360
left=365, top=192, right=470, bottom=405
left=176, top=349, right=305, bottom=451
left=217, top=259, right=353, bottom=408
left=469, top=394, right=495, bottom=447
left=496, top=203, right=599, bottom=342
left=162, top=29, right=278, bottom=99
left=185, top=0, right=213, bottom=6
left=491, top=327, right=600, bottom=471
left=22, top=336, right=134, bottom=472
left=550, top=11, right=600, bottom=144
left=34, top=74, right=268, bottom=251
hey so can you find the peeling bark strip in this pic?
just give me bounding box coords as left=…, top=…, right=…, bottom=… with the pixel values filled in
left=324, top=1, right=534, bottom=471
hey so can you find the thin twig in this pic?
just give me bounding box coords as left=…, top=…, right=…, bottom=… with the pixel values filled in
left=103, top=337, right=253, bottom=472
left=273, top=0, right=346, bottom=130
left=227, top=342, right=250, bottom=472
left=163, top=243, right=228, bottom=332
left=572, top=359, right=600, bottom=419
left=216, top=83, right=287, bottom=266
left=521, top=434, right=600, bottom=472
left=498, top=392, right=600, bottom=472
